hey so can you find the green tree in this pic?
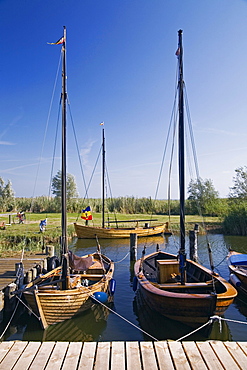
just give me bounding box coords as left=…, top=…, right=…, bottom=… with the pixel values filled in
left=51, top=171, right=78, bottom=199
left=187, top=178, right=219, bottom=215
left=229, top=166, right=247, bottom=199
left=0, top=178, right=15, bottom=211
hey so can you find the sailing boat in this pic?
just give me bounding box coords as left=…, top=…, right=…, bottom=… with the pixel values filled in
left=134, top=30, right=237, bottom=328
left=74, top=128, right=167, bottom=239
left=23, top=27, right=114, bottom=330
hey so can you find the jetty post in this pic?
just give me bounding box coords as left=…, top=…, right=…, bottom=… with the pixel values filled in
left=130, top=233, right=137, bottom=261
left=189, top=223, right=199, bottom=262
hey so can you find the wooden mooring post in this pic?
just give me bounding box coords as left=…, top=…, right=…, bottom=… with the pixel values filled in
left=130, top=233, right=137, bottom=261
left=189, top=223, right=199, bottom=262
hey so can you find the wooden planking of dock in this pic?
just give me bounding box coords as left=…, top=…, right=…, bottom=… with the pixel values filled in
left=0, top=340, right=246, bottom=369
left=0, top=254, right=46, bottom=291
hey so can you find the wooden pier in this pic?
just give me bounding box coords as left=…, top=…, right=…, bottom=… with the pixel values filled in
left=0, top=253, right=46, bottom=321
left=0, top=340, right=246, bottom=369
left=0, top=254, right=46, bottom=291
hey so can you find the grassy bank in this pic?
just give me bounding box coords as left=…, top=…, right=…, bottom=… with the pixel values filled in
left=0, top=212, right=222, bottom=256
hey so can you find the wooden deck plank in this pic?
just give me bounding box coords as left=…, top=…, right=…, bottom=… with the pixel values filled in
left=237, top=341, right=247, bottom=356
left=0, top=254, right=45, bottom=291
left=94, top=342, right=110, bottom=370
left=154, top=341, right=175, bottom=369
left=182, top=341, right=208, bottom=370
left=0, top=341, right=15, bottom=363
left=61, top=342, right=82, bottom=370
left=111, top=341, right=125, bottom=370
left=0, top=341, right=28, bottom=370
left=210, top=341, right=241, bottom=370
left=126, top=341, right=142, bottom=370
left=196, top=341, right=224, bottom=370
left=45, top=342, right=69, bottom=370
left=12, top=341, right=41, bottom=370
left=0, top=340, right=246, bottom=369
left=224, top=342, right=247, bottom=370
left=77, top=342, right=97, bottom=370
left=29, top=341, right=56, bottom=370
left=140, top=342, right=158, bottom=370
left=168, top=341, right=191, bottom=370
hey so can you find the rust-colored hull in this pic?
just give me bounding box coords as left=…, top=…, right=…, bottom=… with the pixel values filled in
left=134, top=251, right=237, bottom=328
left=23, top=254, right=114, bottom=329
left=74, top=222, right=166, bottom=239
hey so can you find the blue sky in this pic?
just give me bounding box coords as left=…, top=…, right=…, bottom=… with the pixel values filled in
left=1, top=0, right=247, bottom=199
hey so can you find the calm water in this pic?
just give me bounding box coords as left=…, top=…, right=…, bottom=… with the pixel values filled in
left=1, top=233, right=247, bottom=342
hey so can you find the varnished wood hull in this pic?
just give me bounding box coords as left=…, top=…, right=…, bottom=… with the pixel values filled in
left=134, top=251, right=237, bottom=328
left=23, top=253, right=114, bottom=329
left=74, top=222, right=166, bottom=239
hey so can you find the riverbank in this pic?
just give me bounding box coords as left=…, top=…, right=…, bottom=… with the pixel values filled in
left=0, top=212, right=222, bottom=255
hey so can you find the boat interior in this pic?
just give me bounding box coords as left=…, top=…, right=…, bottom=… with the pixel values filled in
left=26, top=252, right=111, bottom=291
left=142, top=252, right=225, bottom=294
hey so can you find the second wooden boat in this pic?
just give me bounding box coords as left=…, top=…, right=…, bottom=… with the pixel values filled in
left=74, top=221, right=167, bottom=239
left=134, top=250, right=236, bottom=327
left=74, top=126, right=168, bottom=239
left=134, top=30, right=237, bottom=328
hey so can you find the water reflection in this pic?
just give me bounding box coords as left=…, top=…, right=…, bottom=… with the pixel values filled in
left=133, top=289, right=232, bottom=341
left=24, top=303, right=111, bottom=342
left=1, top=301, right=112, bottom=342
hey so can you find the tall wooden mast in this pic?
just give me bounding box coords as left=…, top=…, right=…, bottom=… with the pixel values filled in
left=177, top=29, right=186, bottom=284
left=61, top=26, right=69, bottom=289
left=102, top=127, right=105, bottom=228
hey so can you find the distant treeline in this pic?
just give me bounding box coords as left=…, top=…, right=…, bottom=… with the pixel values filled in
left=12, top=196, right=229, bottom=216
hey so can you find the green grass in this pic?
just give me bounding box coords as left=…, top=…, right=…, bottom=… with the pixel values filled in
left=0, top=212, right=222, bottom=255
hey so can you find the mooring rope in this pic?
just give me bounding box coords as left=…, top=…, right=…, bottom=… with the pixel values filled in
left=210, top=315, right=247, bottom=326
left=175, top=314, right=247, bottom=342
left=91, top=294, right=159, bottom=341
left=15, top=294, right=41, bottom=320
left=175, top=319, right=212, bottom=342
left=113, top=251, right=130, bottom=263
left=0, top=296, right=21, bottom=340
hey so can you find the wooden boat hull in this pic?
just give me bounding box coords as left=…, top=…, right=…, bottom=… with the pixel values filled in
left=228, top=250, right=247, bottom=296
left=23, top=253, right=114, bottom=329
left=74, top=222, right=166, bottom=239
left=134, top=251, right=237, bottom=328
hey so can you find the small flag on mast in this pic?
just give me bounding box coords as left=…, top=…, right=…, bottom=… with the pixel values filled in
left=100, top=122, right=104, bottom=126
left=47, top=36, right=65, bottom=45
left=81, top=206, right=93, bottom=220
left=175, top=47, right=180, bottom=57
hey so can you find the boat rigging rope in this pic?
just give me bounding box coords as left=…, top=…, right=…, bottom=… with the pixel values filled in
left=48, top=102, right=61, bottom=198
left=183, top=86, right=216, bottom=274
left=30, top=51, right=62, bottom=210
left=67, top=98, right=88, bottom=202
left=75, top=145, right=101, bottom=223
